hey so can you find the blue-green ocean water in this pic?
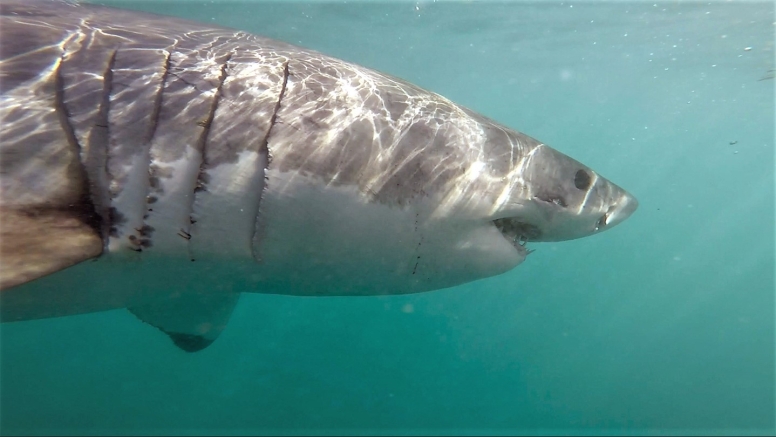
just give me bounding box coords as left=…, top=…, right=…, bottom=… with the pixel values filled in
left=1, top=1, right=773, bottom=435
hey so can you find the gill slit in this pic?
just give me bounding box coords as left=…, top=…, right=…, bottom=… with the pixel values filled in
left=132, top=50, right=171, bottom=253
left=187, top=52, right=234, bottom=261
left=53, top=46, right=104, bottom=249
left=251, top=60, right=290, bottom=261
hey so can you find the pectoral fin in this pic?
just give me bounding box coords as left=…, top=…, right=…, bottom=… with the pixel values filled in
left=128, top=292, right=240, bottom=352
left=0, top=208, right=103, bottom=290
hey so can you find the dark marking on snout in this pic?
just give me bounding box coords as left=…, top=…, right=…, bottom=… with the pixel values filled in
left=574, top=169, right=592, bottom=190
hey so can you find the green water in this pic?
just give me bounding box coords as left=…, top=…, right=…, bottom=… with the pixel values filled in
left=1, top=1, right=773, bottom=434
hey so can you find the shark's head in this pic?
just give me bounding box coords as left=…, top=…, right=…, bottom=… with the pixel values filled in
left=380, top=124, right=639, bottom=294
left=491, top=143, right=639, bottom=246
left=258, top=120, right=638, bottom=297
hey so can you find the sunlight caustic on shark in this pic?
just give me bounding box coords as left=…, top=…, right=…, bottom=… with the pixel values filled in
left=0, top=0, right=637, bottom=352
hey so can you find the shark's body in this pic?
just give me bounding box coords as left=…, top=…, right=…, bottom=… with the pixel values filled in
left=0, top=0, right=637, bottom=351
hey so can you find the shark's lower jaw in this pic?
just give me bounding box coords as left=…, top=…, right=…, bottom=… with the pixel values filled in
left=492, top=218, right=541, bottom=256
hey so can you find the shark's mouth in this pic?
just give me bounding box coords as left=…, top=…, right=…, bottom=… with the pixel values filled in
left=493, top=218, right=541, bottom=256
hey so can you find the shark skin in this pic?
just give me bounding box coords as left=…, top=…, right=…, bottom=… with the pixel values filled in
left=0, top=0, right=638, bottom=351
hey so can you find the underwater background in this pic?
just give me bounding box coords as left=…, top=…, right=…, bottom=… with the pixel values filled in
left=0, top=0, right=773, bottom=435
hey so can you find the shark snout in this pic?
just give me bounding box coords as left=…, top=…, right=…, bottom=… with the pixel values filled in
left=602, top=191, right=638, bottom=230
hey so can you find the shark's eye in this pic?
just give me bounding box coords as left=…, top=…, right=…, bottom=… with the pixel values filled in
left=574, top=169, right=592, bottom=190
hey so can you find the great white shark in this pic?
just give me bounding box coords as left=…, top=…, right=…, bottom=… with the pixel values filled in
left=0, top=0, right=638, bottom=351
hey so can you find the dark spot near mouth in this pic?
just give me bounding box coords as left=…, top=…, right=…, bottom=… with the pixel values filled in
left=574, top=169, right=592, bottom=190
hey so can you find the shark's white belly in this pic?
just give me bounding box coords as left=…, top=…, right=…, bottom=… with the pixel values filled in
left=0, top=166, right=521, bottom=322
left=251, top=169, right=522, bottom=297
